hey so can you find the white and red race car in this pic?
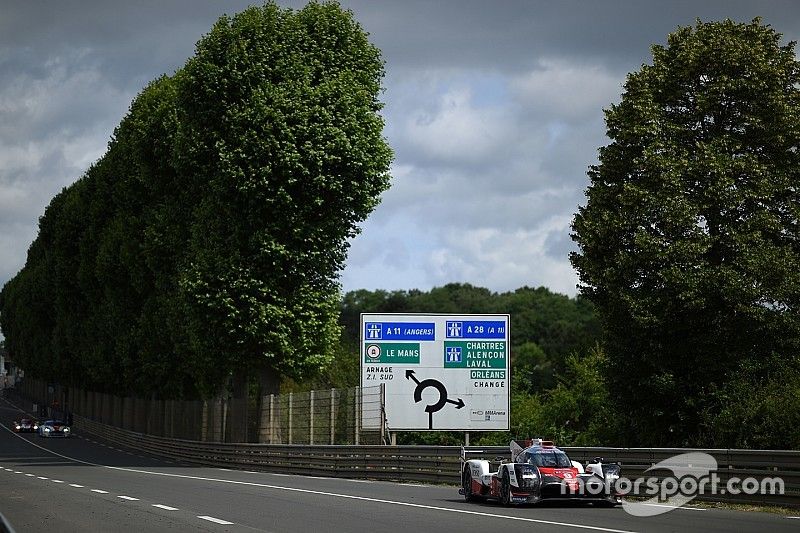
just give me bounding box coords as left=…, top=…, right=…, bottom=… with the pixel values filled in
left=460, top=439, right=622, bottom=506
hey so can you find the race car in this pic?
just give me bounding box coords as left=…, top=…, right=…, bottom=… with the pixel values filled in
left=459, top=439, right=622, bottom=506
left=37, top=420, right=71, bottom=438
left=13, top=418, right=39, bottom=433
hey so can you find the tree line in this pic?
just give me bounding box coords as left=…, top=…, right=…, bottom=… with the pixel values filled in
left=0, top=1, right=392, bottom=402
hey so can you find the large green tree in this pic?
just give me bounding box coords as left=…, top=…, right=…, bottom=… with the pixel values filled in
left=571, top=19, right=800, bottom=446
left=174, top=1, right=392, bottom=398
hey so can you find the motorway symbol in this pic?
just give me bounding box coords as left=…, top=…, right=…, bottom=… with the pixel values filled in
left=405, top=370, right=464, bottom=429
left=446, top=321, right=462, bottom=338
left=366, top=323, right=382, bottom=339
left=445, top=346, right=462, bottom=363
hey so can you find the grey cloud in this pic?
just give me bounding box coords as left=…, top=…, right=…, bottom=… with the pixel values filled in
left=544, top=228, right=578, bottom=262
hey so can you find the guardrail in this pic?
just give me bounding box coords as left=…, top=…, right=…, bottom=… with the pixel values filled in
left=74, top=415, right=800, bottom=508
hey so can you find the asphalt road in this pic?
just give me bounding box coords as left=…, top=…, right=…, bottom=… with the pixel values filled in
left=0, top=396, right=797, bottom=533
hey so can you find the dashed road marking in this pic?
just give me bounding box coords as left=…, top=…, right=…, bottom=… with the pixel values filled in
left=37, top=476, right=48, bottom=480
left=198, top=516, right=234, bottom=525
left=118, top=495, right=139, bottom=501
left=69, top=484, right=84, bottom=488
left=24, top=473, right=34, bottom=477
left=91, top=489, right=108, bottom=494
left=153, top=504, right=179, bottom=511
left=51, top=479, right=64, bottom=483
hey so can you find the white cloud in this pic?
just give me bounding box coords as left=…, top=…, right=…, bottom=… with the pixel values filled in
left=401, top=85, right=514, bottom=166
left=510, top=59, right=623, bottom=123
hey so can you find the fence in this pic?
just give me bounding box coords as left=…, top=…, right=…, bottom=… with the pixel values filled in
left=15, top=377, right=385, bottom=445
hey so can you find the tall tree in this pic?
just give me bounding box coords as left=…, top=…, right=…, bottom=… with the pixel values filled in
left=571, top=19, right=800, bottom=445
left=173, top=1, right=392, bottom=398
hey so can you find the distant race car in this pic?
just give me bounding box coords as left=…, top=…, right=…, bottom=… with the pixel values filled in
left=37, top=420, right=71, bottom=438
left=13, top=418, right=39, bottom=433
left=460, top=439, right=622, bottom=506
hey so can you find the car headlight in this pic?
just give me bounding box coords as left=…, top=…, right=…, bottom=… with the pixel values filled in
left=63, top=427, right=70, bottom=432
left=33, top=425, right=39, bottom=430
left=44, top=427, right=51, bottom=432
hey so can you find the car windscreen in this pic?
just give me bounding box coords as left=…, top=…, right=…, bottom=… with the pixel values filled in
left=528, top=450, right=572, bottom=468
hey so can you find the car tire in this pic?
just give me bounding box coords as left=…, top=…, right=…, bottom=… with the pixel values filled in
left=462, top=465, right=484, bottom=503
left=501, top=469, right=512, bottom=506
left=462, top=466, right=475, bottom=502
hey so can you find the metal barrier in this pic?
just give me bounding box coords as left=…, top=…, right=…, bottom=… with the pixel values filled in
left=73, top=415, right=800, bottom=507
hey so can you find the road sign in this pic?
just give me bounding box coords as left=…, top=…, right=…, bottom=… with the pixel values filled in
left=360, top=313, right=510, bottom=431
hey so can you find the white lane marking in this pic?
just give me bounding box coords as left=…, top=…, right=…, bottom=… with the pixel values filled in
left=198, top=516, right=234, bottom=525
left=118, top=495, right=139, bottom=501
left=270, top=473, right=291, bottom=477
left=37, top=476, right=48, bottom=480
left=69, top=484, right=84, bottom=488
left=787, top=516, right=800, bottom=519
left=348, top=479, right=373, bottom=484
left=51, top=480, right=64, bottom=483
left=91, top=489, right=109, bottom=494
left=13, top=471, right=22, bottom=474
left=25, top=473, right=34, bottom=477
left=1, top=422, right=635, bottom=533
left=640, top=503, right=706, bottom=512
left=153, top=504, right=179, bottom=511
left=4, top=468, right=12, bottom=471
left=121, top=471, right=638, bottom=532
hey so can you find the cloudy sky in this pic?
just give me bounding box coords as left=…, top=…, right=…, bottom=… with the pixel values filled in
left=2, top=1, right=800, bottom=302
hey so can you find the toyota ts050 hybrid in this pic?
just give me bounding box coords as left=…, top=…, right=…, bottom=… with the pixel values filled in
left=459, top=439, right=622, bottom=506
left=13, top=418, right=39, bottom=433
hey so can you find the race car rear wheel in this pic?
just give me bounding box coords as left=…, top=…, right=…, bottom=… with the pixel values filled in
left=500, top=469, right=511, bottom=506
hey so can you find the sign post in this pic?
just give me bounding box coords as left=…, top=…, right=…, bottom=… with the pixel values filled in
left=360, top=313, right=510, bottom=432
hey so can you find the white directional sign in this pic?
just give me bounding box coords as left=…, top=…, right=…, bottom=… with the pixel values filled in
left=360, top=313, right=510, bottom=431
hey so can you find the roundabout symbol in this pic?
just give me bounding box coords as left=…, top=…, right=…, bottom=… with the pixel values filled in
left=405, top=370, right=464, bottom=429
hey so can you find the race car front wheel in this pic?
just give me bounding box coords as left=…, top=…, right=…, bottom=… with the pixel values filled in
left=462, top=466, right=482, bottom=502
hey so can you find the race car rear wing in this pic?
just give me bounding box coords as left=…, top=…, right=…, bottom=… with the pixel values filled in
left=460, top=446, right=507, bottom=464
